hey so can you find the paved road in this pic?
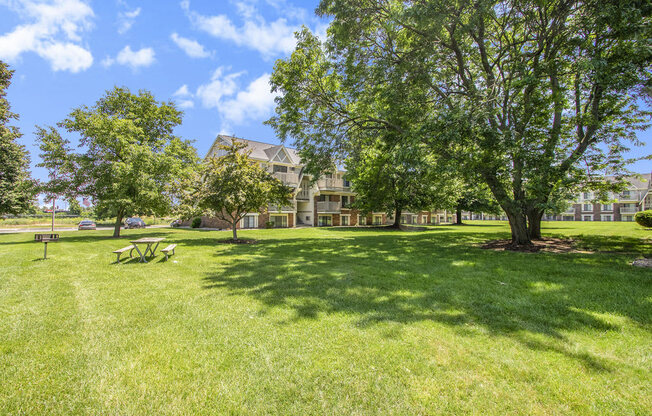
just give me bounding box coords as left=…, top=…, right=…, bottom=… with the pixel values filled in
left=0, top=224, right=170, bottom=234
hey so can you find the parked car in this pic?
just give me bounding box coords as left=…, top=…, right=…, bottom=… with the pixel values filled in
left=78, top=220, right=96, bottom=230
left=125, top=217, right=146, bottom=229
left=170, top=219, right=182, bottom=228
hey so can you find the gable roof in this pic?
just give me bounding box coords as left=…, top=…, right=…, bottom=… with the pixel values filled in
left=207, top=134, right=302, bottom=165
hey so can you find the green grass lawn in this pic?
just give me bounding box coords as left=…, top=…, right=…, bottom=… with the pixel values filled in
left=0, top=221, right=650, bottom=415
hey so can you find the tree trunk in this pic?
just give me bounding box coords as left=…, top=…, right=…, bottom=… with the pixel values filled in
left=232, top=220, right=238, bottom=241
left=113, top=215, right=122, bottom=238
left=392, top=206, right=402, bottom=228
left=505, top=209, right=531, bottom=247
left=527, top=208, right=544, bottom=240
left=113, top=208, right=124, bottom=238
left=51, top=197, right=56, bottom=232
left=455, top=205, right=463, bottom=225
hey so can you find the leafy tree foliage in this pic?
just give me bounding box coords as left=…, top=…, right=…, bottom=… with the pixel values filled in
left=346, top=137, right=458, bottom=226
left=59, top=87, right=198, bottom=237
left=180, top=141, right=292, bottom=241
left=0, top=61, right=37, bottom=215
left=67, top=198, right=82, bottom=216
left=270, top=1, right=651, bottom=248
left=451, top=181, right=501, bottom=225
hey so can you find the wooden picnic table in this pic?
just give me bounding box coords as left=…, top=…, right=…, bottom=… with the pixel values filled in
left=130, top=237, right=165, bottom=263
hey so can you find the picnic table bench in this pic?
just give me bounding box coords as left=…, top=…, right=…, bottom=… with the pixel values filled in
left=113, top=245, right=134, bottom=263
left=160, top=244, right=177, bottom=260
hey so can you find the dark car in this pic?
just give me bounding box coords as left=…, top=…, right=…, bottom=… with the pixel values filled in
left=78, top=220, right=96, bottom=230
left=125, top=217, right=146, bottom=229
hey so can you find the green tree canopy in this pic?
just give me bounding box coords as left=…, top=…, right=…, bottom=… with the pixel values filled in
left=0, top=61, right=37, bottom=216
left=269, top=0, right=651, bottom=248
left=181, top=141, right=292, bottom=241
left=59, top=86, right=198, bottom=237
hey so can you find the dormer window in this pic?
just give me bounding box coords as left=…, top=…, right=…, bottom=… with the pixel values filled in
left=273, top=165, right=288, bottom=173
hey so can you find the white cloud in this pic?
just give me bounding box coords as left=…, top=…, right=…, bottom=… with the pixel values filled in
left=117, top=7, right=140, bottom=34
left=181, top=1, right=298, bottom=59
left=196, top=67, right=243, bottom=108
left=170, top=33, right=210, bottom=58
left=103, top=45, right=155, bottom=69
left=173, top=67, right=277, bottom=126
left=0, top=0, right=94, bottom=72
left=173, top=84, right=194, bottom=108
left=220, top=73, right=275, bottom=124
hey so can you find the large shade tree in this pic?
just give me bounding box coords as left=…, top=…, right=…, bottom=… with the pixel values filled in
left=0, top=61, right=37, bottom=215
left=59, top=87, right=198, bottom=237
left=270, top=0, right=651, bottom=248
left=180, top=141, right=293, bottom=241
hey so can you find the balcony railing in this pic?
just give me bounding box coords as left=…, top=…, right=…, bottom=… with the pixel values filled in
left=317, top=201, right=341, bottom=212
left=620, top=207, right=638, bottom=214
left=618, top=191, right=642, bottom=201
left=296, top=189, right=310, bottom=200
left=271, top=171, right=299, bottom=186
left=317, top=178, right=350, bottom=190
left=269, top=202, right=296, bottom=212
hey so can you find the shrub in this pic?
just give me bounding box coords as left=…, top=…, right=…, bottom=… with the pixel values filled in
left=265, top=221, right=274, bottom=229
left=634, top=210, right=652, bottom=228
left=191, top=217, right=202, bottom=228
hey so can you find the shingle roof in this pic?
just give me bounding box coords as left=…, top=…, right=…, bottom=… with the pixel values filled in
left=209, top=135, right=302, bottom=165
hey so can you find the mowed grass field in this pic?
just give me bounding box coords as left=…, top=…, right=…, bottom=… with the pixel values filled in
left=0, top=221, right=650, bottom=415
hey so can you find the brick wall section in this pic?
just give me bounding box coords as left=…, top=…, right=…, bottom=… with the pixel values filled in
left=333, top=214, right=340, bottom=226
left=288, top=213, right=294, bottom=228
left=313, top=196, right=318, bottom=226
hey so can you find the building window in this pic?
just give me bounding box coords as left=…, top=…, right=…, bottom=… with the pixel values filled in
left=583, top=192, right=591, bottom=199
left=373, top=215, right=382, bottom=225
left=358, top=214, right=365, bottom=225
left=318, top=215, right=332, bottom=226
left=601, top=204, right=613, bottom=211
left=341, top=215, right=349, bottom=226
left=273, top=164, right=288, bottom=173
left=401, top=215, right=407, bottom=224
left=343, top=177, right=351, bottom=187
left=242, top=215, right=258, bottom=229
left=623, top=215, right=633, bottom=222
left=622, top=190, right=631, bottom=199
left=318, top=195, right=329, bottom=202
left=582, top=204, right=592, bottom=212
left=583, top=215, right=592, bottom=221
left=325, top=173, right=333, bottom=179
left=601, top=215, right=613, bottom=222
left=421, top=215, right=428, bottom=224
left=270, top=215, right=287, bottom=228
left=341, top=195, right=349, bottom=207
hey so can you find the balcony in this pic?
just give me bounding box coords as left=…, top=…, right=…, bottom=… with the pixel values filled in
left=317, top=201, right=341, bottom=212
left=618, top=191, right=642, bottom=201
left=620, top=207, right=638, bottom=214
left=563, top=207, right=576, bottom=214
left=296, top=188, right=310, bottom=200
left=271, top=171, right=300, bottom=186
left=317, top=178, right=350, bottom=190
left=269, top=202, right=296, bottom=213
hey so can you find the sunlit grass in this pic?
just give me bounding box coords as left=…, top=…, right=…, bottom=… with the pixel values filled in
left=0, top=221, right=650, bottom=414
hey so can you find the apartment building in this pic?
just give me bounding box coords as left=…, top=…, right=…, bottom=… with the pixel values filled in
left=543, top=173, right=651, bottom=222
left=202, top=135, right=436, bottom=229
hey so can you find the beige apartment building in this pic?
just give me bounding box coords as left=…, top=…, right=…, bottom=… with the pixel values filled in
left=200, top=135, right=436, bottom=229
left=543, top=173, right=652, bottom=222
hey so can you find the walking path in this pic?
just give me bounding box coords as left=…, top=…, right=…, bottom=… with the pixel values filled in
left=0, top=224, right=170, bottom=234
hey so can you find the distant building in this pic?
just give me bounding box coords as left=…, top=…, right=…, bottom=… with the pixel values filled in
left=544, top=173, right=651, bottom=222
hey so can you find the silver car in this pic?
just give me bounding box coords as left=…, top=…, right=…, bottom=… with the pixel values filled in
left=78, top=220, right=96, bottom=230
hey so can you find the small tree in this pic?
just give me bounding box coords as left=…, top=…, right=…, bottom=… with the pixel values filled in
left=0, top=60, right=37, bottom=215
left=451, top=181, right=501, bottom=225
left=184, top=141, right=292, bottom=241
left=59, top=87, right=198, bottom=237
left=67, top=198, right=82, bottom=216
left=36, top=126, right=76, bottom=231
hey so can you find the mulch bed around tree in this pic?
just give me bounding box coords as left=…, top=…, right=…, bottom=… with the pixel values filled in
left=216, top=238, right=258, bottom=245
left=480, top=238, right=593, bottom=254
left=632, top=258, right=652, bottom=268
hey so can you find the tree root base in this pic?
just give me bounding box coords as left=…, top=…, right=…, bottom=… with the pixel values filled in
left=481, top=238, right=593, bottom=253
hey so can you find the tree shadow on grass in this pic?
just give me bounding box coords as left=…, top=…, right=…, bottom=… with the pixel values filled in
left=201, top=231, right=651, bottom=372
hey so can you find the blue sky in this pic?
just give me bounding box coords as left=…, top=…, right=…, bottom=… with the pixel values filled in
left=1, top=0, right=650, bottom=196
